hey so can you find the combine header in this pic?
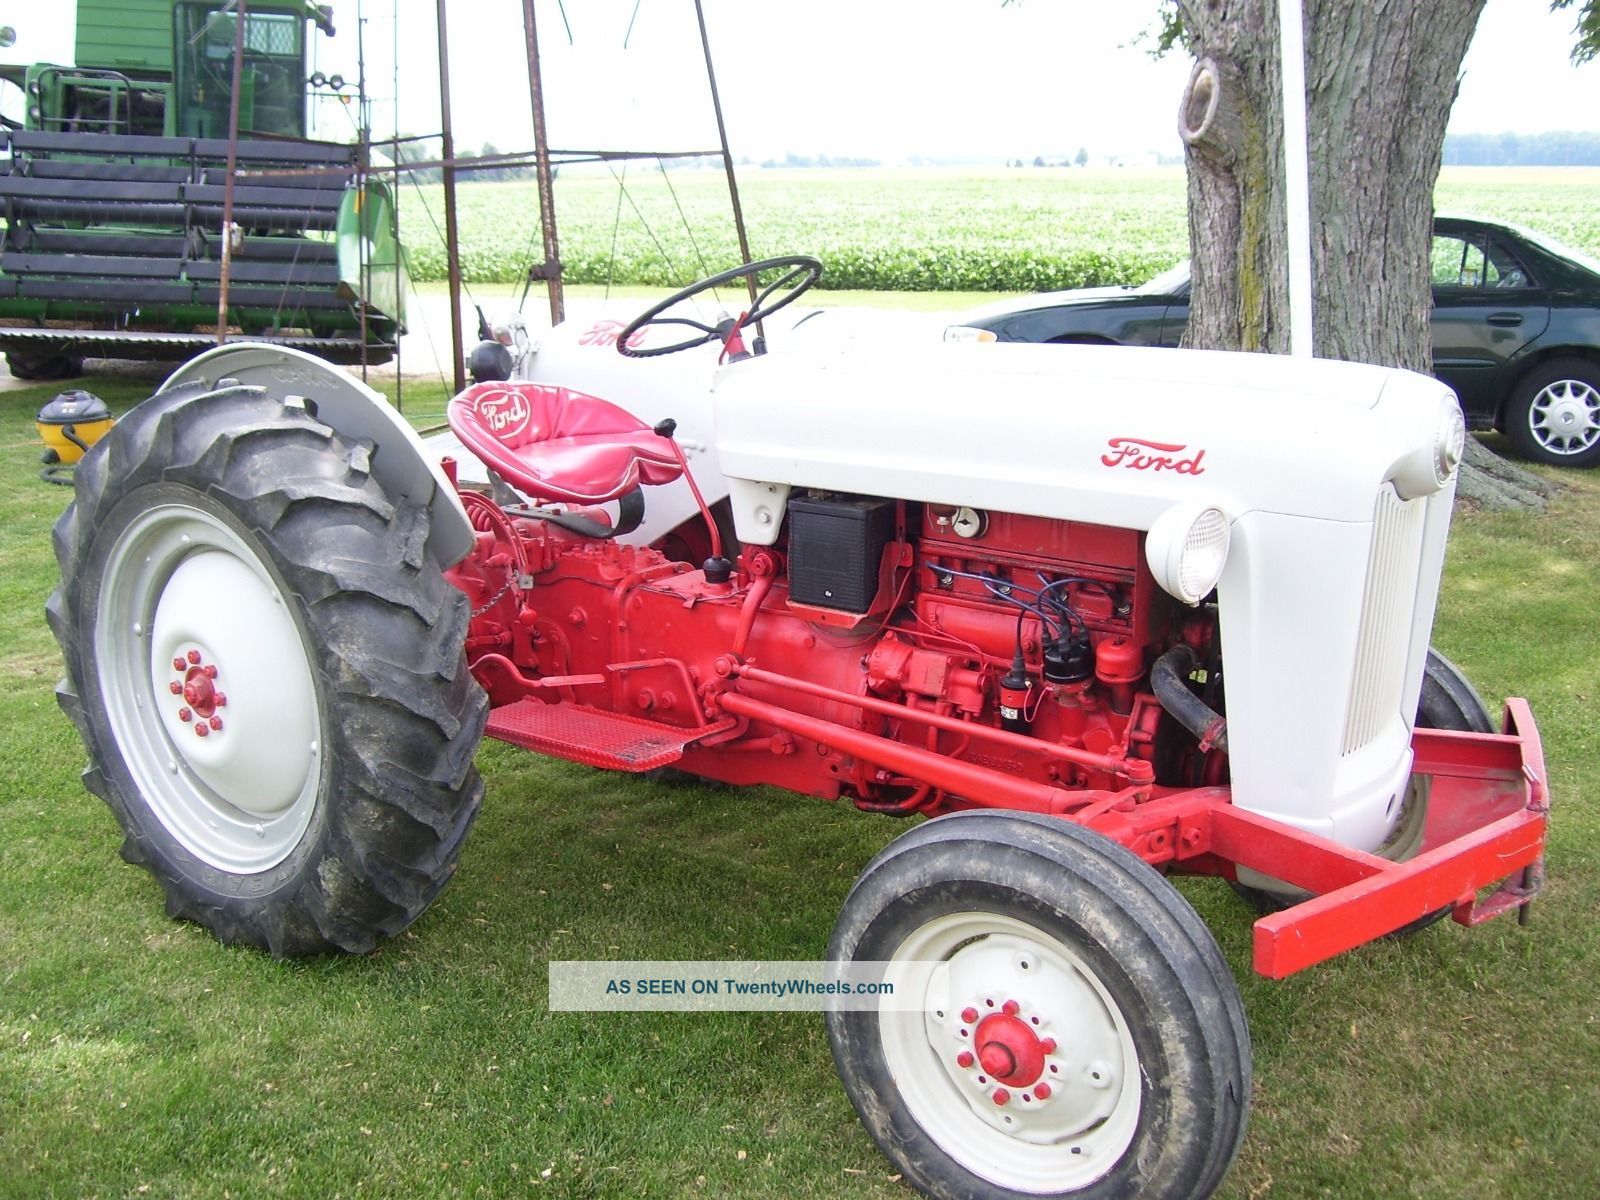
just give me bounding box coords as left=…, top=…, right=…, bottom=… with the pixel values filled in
left=0, top=2, right=403, bottom=378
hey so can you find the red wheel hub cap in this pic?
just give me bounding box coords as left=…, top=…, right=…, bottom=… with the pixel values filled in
left=170, top=649, right=227, bottom=732
left=973, top=1013, right=1047, bottom=1087
left=182, top=668, right=218, bottom=717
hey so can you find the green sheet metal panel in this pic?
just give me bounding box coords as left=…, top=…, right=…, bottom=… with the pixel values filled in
left=337, top=180, right=408, bottom=333
left=75, top=0, right=173, bottom=73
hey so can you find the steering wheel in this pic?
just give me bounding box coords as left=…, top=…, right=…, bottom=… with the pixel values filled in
left=616, top=255, right=823, bottom=359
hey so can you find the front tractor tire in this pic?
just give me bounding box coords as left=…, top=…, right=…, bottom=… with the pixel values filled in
left=48, top=381, right=487, bottom=956
left=827, top=812, right=1250, bottom=1200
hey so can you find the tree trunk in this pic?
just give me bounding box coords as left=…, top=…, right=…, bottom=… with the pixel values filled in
left=1176, top=0, right=1484, bottom=369
left=1178, top=45, right=1287, bottom=354
left=1172, top=1, right=1554, bottom=508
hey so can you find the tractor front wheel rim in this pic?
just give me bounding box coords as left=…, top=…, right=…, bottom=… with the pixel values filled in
left=879, top=911, right=1141, bottom=1192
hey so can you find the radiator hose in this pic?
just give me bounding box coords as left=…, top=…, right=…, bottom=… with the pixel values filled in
left=1150, top=644, right=1229, bottom=754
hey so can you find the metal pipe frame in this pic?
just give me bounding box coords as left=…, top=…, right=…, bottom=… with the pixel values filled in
left=214, top=0, right=248, bottom=345
left=718, top=677, right=1548, bottom=980
left=436, top=0, right=466, bottom=394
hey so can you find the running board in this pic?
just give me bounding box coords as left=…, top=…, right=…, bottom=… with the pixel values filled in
left=484, top=700, right=732, bottom=772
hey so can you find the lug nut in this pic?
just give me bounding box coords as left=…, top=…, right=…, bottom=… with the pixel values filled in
left=178, top=708, right=192, bottom=723
left=1002, top=999, right=1020, bottom=1016
left=187, top=649, right=201, bottom=665
left=1034, top=1083, right=1052, bottom=1099
left=214, top=693, right=227, bottom=707
left=956, top=1051, right=974, bottom=1069
left=960, top=1007, right=979, bottom=1025
left=992, top=1089, right=1010, bottom=1107
left=1040, top=1038, right=1057, bottom=1055
left=172, top=657, right=187, bottom=672
left=203, top=665, right=217, bottom=679
left=208, top=716, right=223, bottom=731
left=169, top=681, right=182, bottom=695
left=194, top=724, right=209, bottom=737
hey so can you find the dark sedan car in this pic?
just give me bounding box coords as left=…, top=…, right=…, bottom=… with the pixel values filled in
left=949, top=217, right=1600, bottom=468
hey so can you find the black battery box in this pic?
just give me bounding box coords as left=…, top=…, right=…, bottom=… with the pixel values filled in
left=787, top=494, right=897, bottom=612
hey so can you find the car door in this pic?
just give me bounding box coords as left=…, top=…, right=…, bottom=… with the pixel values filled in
left=1429, top=225, right=1550, bottom=421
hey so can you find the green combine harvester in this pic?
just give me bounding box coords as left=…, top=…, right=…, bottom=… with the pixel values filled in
left=0, top=1, right=404, bottom=379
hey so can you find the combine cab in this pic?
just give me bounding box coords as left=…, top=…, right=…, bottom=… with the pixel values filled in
left=0, top=2, right=403, bottom=377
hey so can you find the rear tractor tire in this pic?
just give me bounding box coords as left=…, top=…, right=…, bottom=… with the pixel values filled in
left=827, top=812, right=1250, bottom=1200
left=48, top=381, right=487, bottom=956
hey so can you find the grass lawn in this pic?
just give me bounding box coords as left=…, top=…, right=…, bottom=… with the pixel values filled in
left=1, top=372, right=1597, bottom=1199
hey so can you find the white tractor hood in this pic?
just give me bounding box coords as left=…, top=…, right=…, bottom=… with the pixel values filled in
left=712, top=342, right=1455, bottom=544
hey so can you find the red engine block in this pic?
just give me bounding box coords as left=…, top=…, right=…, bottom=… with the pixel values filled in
left=447, top=493, right=1207, bottom=819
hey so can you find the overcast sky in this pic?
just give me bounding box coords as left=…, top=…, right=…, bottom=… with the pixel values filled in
left=313, top=0, right=1600, bottom=162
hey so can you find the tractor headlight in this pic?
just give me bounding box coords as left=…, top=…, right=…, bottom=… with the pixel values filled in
left=1391, top=393, right=1467, bottom=499
left=1146, top=504, right=1230, bottom=607
left=1434, top=398, right=1467, bottom=485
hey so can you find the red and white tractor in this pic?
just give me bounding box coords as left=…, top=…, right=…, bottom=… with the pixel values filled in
left=50, top=258, right=1549, bottom=1200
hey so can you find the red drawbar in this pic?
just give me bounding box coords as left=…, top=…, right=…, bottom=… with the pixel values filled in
left=447, top=381, right=684, bottom=504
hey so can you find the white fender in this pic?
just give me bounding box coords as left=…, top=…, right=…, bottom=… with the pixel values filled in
left=159, top=344, right=474, bottom=566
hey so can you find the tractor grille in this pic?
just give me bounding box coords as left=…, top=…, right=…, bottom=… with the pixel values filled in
left=1342, top=485, right=1428, bottom=756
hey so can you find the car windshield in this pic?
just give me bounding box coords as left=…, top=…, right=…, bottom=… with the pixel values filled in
left=1137, top=260, right=1191, bottom=295
left=1511, top=225, right=1600, bottom=280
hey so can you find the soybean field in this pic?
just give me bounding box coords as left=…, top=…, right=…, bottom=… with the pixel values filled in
left=397, top=165, right=1600, bottom=294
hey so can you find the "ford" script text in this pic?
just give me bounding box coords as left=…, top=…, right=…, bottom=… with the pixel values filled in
left=1100, top=436, right=1207, bottom=475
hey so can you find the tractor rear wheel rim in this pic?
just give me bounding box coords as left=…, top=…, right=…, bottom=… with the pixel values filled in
left=97, top=502, right=322, bottom=874
left=879, top=911, right=1140, bottom=1192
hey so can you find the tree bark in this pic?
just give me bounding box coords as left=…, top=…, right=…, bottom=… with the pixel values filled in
left=1179, top=40, right=1286, bottom=354
left=1172, top=0, right=1554, bottom=508
left=1176, top=0, right=1485, bottom=368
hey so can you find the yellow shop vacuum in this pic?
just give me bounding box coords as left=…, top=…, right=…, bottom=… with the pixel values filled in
left=37, top=390, right=113, bottom=485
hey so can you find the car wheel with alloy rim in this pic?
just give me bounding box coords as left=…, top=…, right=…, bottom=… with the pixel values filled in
left=1505, top=357, right=1600, bottom=467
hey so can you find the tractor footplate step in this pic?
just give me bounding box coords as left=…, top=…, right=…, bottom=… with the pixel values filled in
left=484, top=701, right=711, bottom=771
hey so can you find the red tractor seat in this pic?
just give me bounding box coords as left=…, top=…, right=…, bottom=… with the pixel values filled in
left=446, top=382, right=684, bottom=505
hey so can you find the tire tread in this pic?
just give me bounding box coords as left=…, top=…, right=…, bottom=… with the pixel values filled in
left=50, top=381, right=485, bottom=957
left=828, top=810, right=1250, bottom=1200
